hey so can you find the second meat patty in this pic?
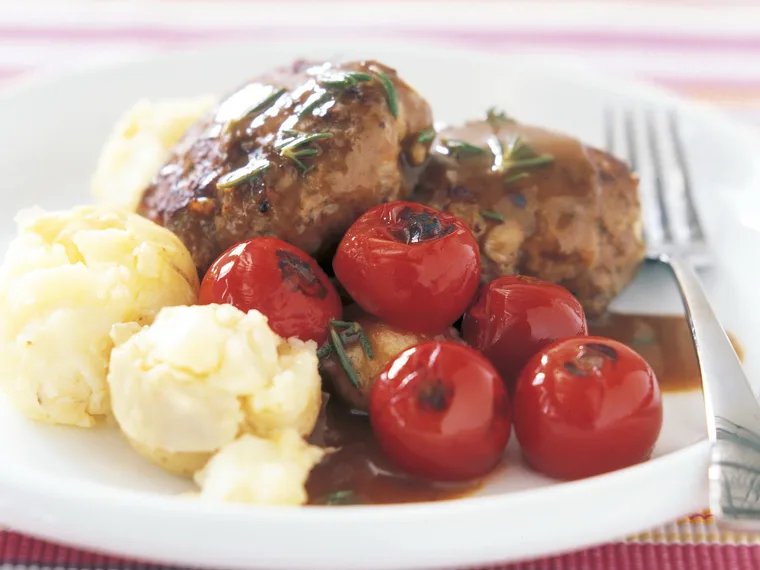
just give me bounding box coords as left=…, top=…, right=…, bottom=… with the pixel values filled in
left=413, top=113, right=645, bottom=316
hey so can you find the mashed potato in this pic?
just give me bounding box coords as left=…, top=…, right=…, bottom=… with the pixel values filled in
left=0, top=205, right=199, bottom=427
left=107, top=304, right=322, bottom=476
left=195, top=431, right=325, bottom=505
left=91, top=96, right=216, bottom=211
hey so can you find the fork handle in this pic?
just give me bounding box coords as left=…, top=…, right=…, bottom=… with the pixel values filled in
left=666, top=256, right=760, bottom=435
left=667, top=257, right=760, bottom=524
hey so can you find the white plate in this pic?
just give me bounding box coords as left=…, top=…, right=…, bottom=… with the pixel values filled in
left=0, top=39, right=759, bottom=570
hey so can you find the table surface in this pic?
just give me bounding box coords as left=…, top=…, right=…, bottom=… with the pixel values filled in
left=1, top=1, right=760, bottom=568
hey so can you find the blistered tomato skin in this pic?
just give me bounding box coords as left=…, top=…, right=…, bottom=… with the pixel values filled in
left=513, top=336, right=663, bottom=481
left=370, top=341, right=511, bottom=482
left=199, top=237, right=341, bottom=345
left=462, top=275, right=588, bottom=392
left=333, top=201, right=481, bottom=334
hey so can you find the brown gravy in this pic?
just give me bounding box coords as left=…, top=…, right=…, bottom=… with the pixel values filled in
left=306, top=396, right=479, bottom=505
left=589, top=313, right=743, bottom=393
left=306, top=313, right=743, bottom=505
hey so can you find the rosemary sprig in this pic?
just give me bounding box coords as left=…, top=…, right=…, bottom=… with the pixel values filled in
left=216, top=158, right=270, bottom=189
left=502, top=135, right=554, bottom=170
left=275, top=131, right=333, bottom=173
left=298, top=91, right=330, bottom=118
left=331, top=320, right=374, bottom=360
left=329, top=326, right=360, bottom=388
left=298, top=71, right=374, bottom=118
left=319, top=70, right=373, bottom=88
left=223, top=87, right=286, bottom=133
left=318, top=489, right=361, bottom=506
left=486, top=106, right=515, bottom=129
left=440, top=138, right=488, bottom=158
left=239, top=87, right=286, bottom=121
left=504, top=172, right=530, bottom=184
left=369, top=65, right=398, bottom=118
left=317, top=343, right=332, bottom=359
left=481, top=210, right=504, bottom=223
left=417, top=128, right=436, bottom=144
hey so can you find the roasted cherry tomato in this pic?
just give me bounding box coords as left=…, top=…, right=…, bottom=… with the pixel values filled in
left=513, top=336, right=663, bottom=480
left=333, top=201, right=480, bottom=334
left=462, top=275, right=588, bottom=392
left=199, top=237, right=341, bottom=345
left=370, top=341, right=511, bottom=481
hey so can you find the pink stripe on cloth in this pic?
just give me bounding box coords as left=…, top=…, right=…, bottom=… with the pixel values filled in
left=4, top=25, right=760, bottom=52
left=2, top=531, right=760, bottom=570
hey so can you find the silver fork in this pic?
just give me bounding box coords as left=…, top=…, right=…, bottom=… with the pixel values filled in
left=606, top=108, right=760, bottom=529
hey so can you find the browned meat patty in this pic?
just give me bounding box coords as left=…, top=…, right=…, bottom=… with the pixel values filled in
left=413, top=113, right=645, bottom=316
left=139, top=60, right=433, bottom=273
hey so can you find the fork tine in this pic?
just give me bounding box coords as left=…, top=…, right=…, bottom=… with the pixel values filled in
left=604, top=107, right=615, bottom=154
left=618, top=110, right=653, bottom=246
left=668, top=111, right=705, bottom=241
left=644, top=109, right=673, bottom=243
left=623, top=110, right=639, bottom=172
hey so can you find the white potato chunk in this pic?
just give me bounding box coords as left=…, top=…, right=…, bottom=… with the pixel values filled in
left=107, top=304, right=322, bottom=476
left=91, top=96, right=216, bottom=210
left=195, top=431, right=325, bottom=505
left=0, top=205, right=199, bottom=427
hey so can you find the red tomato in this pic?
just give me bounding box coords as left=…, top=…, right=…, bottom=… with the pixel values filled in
left=370, top=341, right=511, bottom=481
left=462, top=275, right=588, bottom=392
left=199, top=237, right=341, bottom=345
left=333, top=201, right=480, bottom=334
left=513, top=336, right=663, bottom=480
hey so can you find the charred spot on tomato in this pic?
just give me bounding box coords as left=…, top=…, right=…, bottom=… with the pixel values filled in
left=417, top=378, right=454, bottom=412
left=276, top=250, right=327, bottom=299
left=583, top=342, right=618, bottom=361
left=389, top=207, right=455, bottom=245
left=564, top=349, right=607, bottom=377
left=563, top=361, right=589, bottom=377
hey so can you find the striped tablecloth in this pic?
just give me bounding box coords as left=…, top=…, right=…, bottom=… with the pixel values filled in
left=2, top=1, right=760, bottom=568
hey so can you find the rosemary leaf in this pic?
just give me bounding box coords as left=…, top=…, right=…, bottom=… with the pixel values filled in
left=370, top=66, right=398, bottom=118
left=276, top=131, right=334, bottom=173
left=441, top=138, right=487, bottom=158
left=330, top=326, right=360, bottom=388
left=319, top=71, right=373, bottom=88
left=298, top=91, right=330, bottom=118
left=319, top=489, right=361, bottom=505
left=497, top=136, right=554, bottom=174
left=504, top=172, right=530, bottom=184
left=331, top=320, right=374, bottom=361
left=278, top=132, right=334, bottom=151
left=317, top=343, right=332, bottom=359
left=216, top=159, right=270, bottom=189
left=481, top=210, right=504, bottom=223
left=240, top=87, right=285, bottom=120
left=509, top=155, right=554, bottom=169
left=358, top=330, right=374, bottom=360
left=417, top=128, right=436, bottom=144
left=486, top=106, right=515, bottom=128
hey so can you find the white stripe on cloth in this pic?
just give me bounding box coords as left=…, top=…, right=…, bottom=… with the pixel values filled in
left=2, top=0, right=760, bottom=35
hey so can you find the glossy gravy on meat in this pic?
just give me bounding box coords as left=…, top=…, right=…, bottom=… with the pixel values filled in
left=306, top=313, right=739, bottom=505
